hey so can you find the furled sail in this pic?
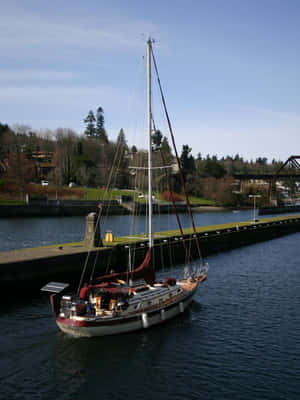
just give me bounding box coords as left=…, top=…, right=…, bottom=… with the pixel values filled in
left=94, top=248, right=155, bottom=286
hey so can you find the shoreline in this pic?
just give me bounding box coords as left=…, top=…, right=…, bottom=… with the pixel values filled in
left=0, top=202, right=222, bottom=218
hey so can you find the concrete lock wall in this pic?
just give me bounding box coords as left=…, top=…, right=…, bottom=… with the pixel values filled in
left=0, top=201, right=129, bottom=218
left=1, top=216, right=300, bottom=296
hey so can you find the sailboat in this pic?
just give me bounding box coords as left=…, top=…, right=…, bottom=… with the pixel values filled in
left=41, top=39, right=208, bottom=337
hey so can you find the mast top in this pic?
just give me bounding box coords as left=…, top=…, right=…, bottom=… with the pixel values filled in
left=147, top=37, right=155, bottom=46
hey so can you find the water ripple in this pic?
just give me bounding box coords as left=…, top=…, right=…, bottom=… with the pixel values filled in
left=1, top=233, right=300, bottom=399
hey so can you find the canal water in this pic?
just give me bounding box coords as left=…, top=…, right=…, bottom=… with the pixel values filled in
left=1, top=212, right=300, bottom=399
left=1, top=209, right=300, bottom=252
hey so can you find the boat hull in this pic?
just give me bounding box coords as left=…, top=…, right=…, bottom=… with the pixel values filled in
left=56, top=284, right=197, bottom=337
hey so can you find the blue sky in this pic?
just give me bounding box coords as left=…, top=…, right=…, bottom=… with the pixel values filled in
left=1, top=0, right=300, bottom=161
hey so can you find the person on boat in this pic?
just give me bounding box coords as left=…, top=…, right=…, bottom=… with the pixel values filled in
left=80, top=282, right=90, bottom=300
left=79, top=283, right=93, bottom=315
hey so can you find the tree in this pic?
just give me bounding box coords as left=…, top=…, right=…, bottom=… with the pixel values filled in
left=0, top=122, right=10, bottom=135
left=131, top=145, right=138, bottom=155
left=0, top=123, right=14, bottom=160
left=71, top=141, right=95, bottom=185
left=84, top=111, right=96, bottom=138
left=12, top=124, right=32, bottom=136
left=96, top=107, right=108, bottom=143
left=152, top=129, right=163, bottom=151
left=180, top=145, right=195, bottom=177
left=80, top=138, right=115, bottom=187
left=215, top=176, right=236, bottom=206
left=115, top=128, right=129, bottom=188
left=160, top=136, right=172, bottom=163
left=6, top=149, right=36, bottom=199
left=116, top=128, right=127, bottom=147
left=199, top=158, right=226, bottom=178
left=54, top=128, right=77, bottom=185
left=256, top=157, right=268, bottom=166
left=77, top=141, right=83, bottom=156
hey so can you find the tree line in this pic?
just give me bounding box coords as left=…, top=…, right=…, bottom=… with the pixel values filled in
left=0, top=109, right=288, bottom=206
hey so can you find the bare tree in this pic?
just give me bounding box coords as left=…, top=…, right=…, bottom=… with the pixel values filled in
left=54, top=128, right=77, bottom=185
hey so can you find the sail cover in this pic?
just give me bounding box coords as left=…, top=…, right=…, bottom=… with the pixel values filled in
left=94, top=248, right=155, bottom=286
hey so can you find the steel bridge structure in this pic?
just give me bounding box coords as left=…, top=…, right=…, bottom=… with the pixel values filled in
left=233, top=156, right=300, bottom=205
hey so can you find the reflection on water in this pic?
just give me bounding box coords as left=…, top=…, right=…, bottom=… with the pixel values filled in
left=52, top=308, right=195, bottom=400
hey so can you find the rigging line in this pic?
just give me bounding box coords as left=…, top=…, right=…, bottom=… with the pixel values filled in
left=151, top=47, right=204, bottom=266
left=152, top=115, right=193, bottom=273
left=89, top=154, right=120, bottom=281
left=91, top=137, right=127, bottom=274
left=150, top=117, right=165, bottom=271
left=76, top=205, right=103, bottom=295
left=160, top=148, right=193, bottom=272
left=77, top=136, right=126, bottom=293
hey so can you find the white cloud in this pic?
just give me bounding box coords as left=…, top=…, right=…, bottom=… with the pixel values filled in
left=239, top=105, right=300, bottom=124
left=0, top=82, right=145, bottom=140
left=0, top=70, right=77, bottom=83
left=0, top=85, right=127, bottom=106
left=0, top=9, right=158, bottom=53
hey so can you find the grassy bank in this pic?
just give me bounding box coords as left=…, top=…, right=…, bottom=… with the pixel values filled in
left=0, top=199, right=26, bottom=205
left=0, top=182, right=215, bottom=206
left=104, top=216, right=281, bottom=245
left=18, top=214, right=300, bottom=252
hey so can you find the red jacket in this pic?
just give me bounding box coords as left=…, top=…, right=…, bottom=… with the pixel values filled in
left=79, top=286, right=90, bottom=301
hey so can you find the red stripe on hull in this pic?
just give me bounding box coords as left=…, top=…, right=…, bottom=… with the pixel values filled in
left=56, top=284, right=197, bottom=330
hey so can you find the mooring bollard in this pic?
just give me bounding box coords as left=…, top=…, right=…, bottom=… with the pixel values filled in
left=84, top=212, right=102, bottom=247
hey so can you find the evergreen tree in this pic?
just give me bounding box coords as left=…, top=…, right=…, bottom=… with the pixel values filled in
left=84, top=111, right=96, bottom=138
left=131, top=145, right=138, bottom=155
left=202, top=158, right=226, bottom=178
left=152, top=129, right=163, bottom=151
left=71, top=141, right=95, bottom=184
left=96, top=107, right=108, bottom=143
left=116, top=128, right=128, bottom=163
left=0, top=122, right=10, bottom=135
left=256, top=157, right=268, bottom=165
left=115, top=128, right=129, bottom=188
left=160, top=136, right=172, bottom=163
left=116, top=128, right=127, bottom=147
left=180, top=145, right=195, bottom=177
left=0, top=123, right=12, bottom=159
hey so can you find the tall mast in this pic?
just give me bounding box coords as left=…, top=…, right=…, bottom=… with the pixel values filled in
left=147, top=38, right=153, bottom=248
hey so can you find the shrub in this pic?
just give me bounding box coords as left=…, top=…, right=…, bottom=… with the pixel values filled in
left=161, top=191, right=183, bottom=202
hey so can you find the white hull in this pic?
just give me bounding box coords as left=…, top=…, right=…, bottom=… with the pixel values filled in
left=56, top=282, right=197, bottom=338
